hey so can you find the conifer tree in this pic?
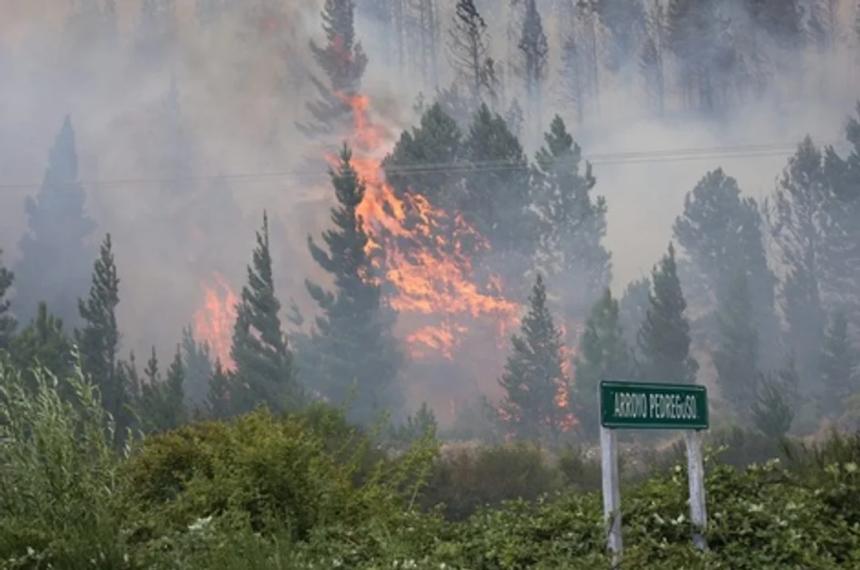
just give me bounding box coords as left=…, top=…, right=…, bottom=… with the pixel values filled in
left=640, top=0, right=667, bottom=115
left=751, top=363, right=798, bottom=439
left=139, top=346, right=187, bottom=432
left=207, top=359, right=233, bottom=419
left=637, top=243, right=699, bottom=384
left=619, top=277, right=651, bottom=350
left=300, top=0, right=368, bottom=136
left=712, top=271, right=759, bottom=418
left=9, top=303, right=73, bottom=385
left=462, top=104, right=535, bottom=257
left=674, top=168, right=778, bottom=362
left=498, top=275, right=570, bottom=444
left=518, top=0, right=549, bottom=128
left=596, top=0, right=646, bottom=72
left=306, top=146, right=402, bottom=424
left=15, top=117, right=95, bottom=326
left=0, top=249, right=14, bottom=350
left=532, top=116, right=610, bottom=317
left=820, top=311, right=858, bottom=417
left=181, top=326, right=213, bottom=410
left=448, top=0, right=497, bottom=104
left=76, top=234, right=126, bottom=439
left=231, top=213, right=297, bottom=413
left=573, top=290, right=635, bottom=440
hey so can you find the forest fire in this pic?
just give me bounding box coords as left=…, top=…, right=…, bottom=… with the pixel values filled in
left=193, top=273, right=238, bottom=370
left=342, top=94, right=520, bottom=360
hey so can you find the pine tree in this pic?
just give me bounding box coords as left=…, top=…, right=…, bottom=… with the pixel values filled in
left=637, top=243, right=699, bottom=384
left=518, top=0, right=549, bottom=129
left=820, top=312, right=858, bottom=417
left=674, top=168, right=778, bottom=362
left=139, top=346, right=187, bottom=432
left=162, top=347, right=187, bottom=429
left=712, top=271, right=759, bottom=419
left=771, top=137, right=832, bottom=392
left=300, top=0, right=368, bottom=136
left=231, top=213, right=297, bottom=413
left=14, top=117, right=95, bottom=326
left=0, top=249, right=14, bottom=350
left=76, top=234, right=126, bottom=440
left=596, top=0, right=646, bottom=73
left=206, top=360, right=233, bottom=419
left=640, top=0, right=667, bottom=115
left=9, top=303, right=73, bottom=386
left=573, top=290, right=635, bottom=440
left=448, top=0, right=497, bottom=104
left=532, top=116, right=610, bottom=318
left=462, top=104, right=535, bottom=258
left=306, top=146, right=402, bottom=424
left=499, top=275, right=570, bottom=444
left=751, top=363, right=798, bottom=439
left=181, top=326, right=213, bottom=411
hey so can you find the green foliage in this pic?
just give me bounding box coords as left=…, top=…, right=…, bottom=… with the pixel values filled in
left=421, top=443, right=563, bottom=520
left=0, top=355, right=125, bottom=568
left=391, top=402, right=438, bottom=448
left=638, top=243, right=699, bottom=384
left=138, top=346, right=187, bottom=433
left=231, top=212, right=298, bottom=414
left=305, top=146, right=402, bottom=424
left=573, top=289, right=634, bottom=440
left=0, top=248, right=14, bottom=350
left=498, top=275, right=570, bottom=444
left=9, top=302, right=74, bottom=387
left=752, top=366, right=798, bottom=439
left=76, top=233, right=129, bottom=444
left=181, top=325, right=212, bottom=411
left=820, top=311, right=859, bottom=417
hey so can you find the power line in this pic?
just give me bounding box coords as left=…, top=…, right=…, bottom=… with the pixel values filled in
left=0, top=141, right=812, bottom=193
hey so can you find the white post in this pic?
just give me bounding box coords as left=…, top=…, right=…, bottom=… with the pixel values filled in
left=601, top=426, right=622, bottom=564
left=685, top=430, right=708, bottom=550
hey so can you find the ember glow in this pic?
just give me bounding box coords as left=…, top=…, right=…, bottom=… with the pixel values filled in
left=343, top=93, right=520, bottom=360
left=193, top=273, right=238, bottom=370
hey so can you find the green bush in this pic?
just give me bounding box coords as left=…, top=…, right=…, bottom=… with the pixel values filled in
left=421, top=442, right=563, bottom=520
left=0, top=356, right=127, bottom=569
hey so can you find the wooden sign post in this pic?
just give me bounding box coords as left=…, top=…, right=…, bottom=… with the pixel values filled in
left=599, top=381, right=710, bottom=564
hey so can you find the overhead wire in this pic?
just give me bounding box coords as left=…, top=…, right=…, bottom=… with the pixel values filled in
left=0, top=141, right=816, bottom=193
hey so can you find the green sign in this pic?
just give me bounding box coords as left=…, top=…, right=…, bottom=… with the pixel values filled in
left=600, top=381, right=708, bottom=430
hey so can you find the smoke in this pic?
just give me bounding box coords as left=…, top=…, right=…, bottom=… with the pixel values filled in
left=1, top=0, right=859, bottom=423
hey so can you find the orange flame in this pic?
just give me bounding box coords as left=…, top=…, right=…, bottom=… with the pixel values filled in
left=193, top=273, right=238, bottom=370
left=338, top=95, right=519, bottom=360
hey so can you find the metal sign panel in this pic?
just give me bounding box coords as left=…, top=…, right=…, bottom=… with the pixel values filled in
left=600, top=381, right=708, bottom=430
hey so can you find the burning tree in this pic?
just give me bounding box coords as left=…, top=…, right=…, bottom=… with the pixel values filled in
left=300, top=0, right=368, bottom=136
left=498, top=275, right=572, bottom=444
left=305, top=145, right=403, bottom=424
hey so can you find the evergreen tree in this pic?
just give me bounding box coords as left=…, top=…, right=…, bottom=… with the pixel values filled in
left=138, top=346, right=186, bottom=432
left=596, top=0, right=646, bottom=72
left=771, top=137, right=832, bottom=392
left=384, top=102, right=463, bottom=206
left=532, top=116, right=610, bottom=317
left=181, top=326, right=213, bottom=411
left=306, top=146, right=402, bottom=424
left=15, top=117, right=95, bottom=326
left=751, top=364, right=798, bottom=439
left=207, top=359, right=233, bottom=419
left=572, top=290, right=635, bottom=440
left=300, top=0, right=368, bottom=136
left=619, top=277, right=651, bottom=350
left=518, top=0, right=549, bottom=128
left=637, top=243, right=699, bottom=384
left=231, top=213, right=297, bottom=413
left=674, top=168, right=778, bottom=362
left=498, top=275, right=570, bottom=444
left=448, top=0, right=497, bottom=104
left=9, top=303, right=73, bottom=385
left=0, top=250, right=14, bottom=350
left=820, top=311, right=859, bottom=417
left=640, top=0, right=667, bottom=115
left=76, top=234, right=126, bottom=440
left=462, top=104, right=535, bottom=258
left=712, top=271, right=759, bottom=419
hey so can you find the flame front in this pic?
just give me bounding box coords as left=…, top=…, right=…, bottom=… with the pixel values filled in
left=342, top=95, right=520, bottom=360
left=193, top=273, right=238, bottom=370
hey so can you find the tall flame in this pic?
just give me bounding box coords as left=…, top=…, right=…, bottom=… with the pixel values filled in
left=193, top=273, right=238, bottom=370
left=340, top=94, right=519, bottom=360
